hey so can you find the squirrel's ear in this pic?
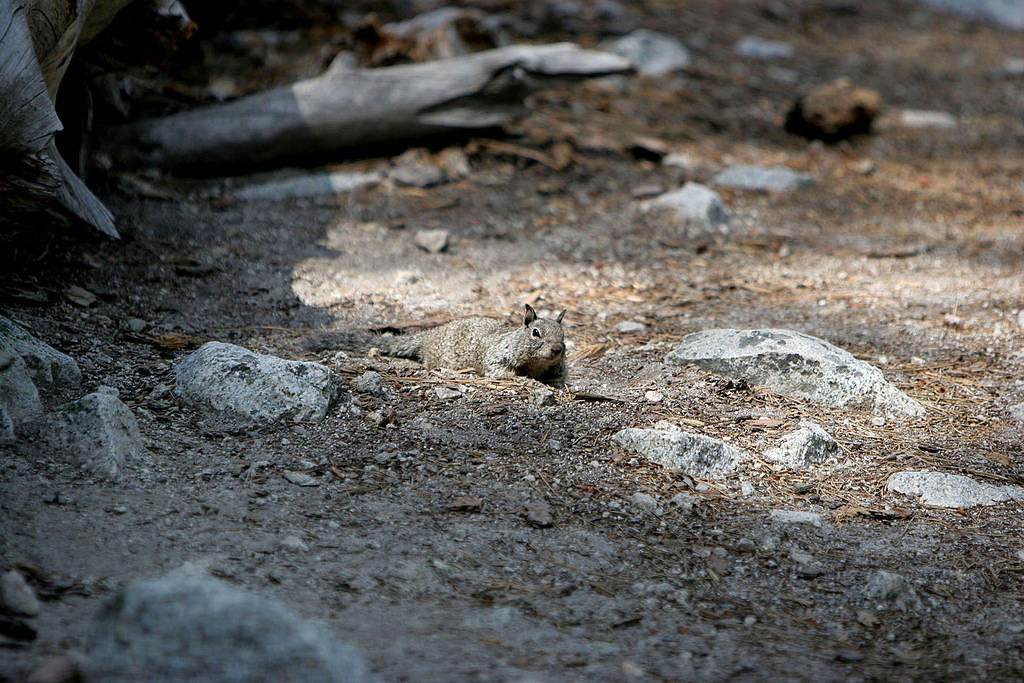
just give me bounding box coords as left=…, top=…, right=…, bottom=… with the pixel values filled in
left=523, top=304, right=537, bottom=325
left=555, top=309, right=566, bottom=323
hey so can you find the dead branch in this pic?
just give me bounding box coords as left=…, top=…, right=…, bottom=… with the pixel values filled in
left=108, top=43, right=632, bottom=173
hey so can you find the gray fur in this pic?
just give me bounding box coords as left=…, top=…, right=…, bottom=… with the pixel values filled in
left=382, top=304, right=567, bottom=387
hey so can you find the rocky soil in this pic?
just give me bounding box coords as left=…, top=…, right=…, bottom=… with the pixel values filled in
left=3, top=0, right=1024, bottom=680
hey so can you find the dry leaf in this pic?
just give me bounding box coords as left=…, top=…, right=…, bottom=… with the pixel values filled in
left=446, top=495, right=483, bottom=513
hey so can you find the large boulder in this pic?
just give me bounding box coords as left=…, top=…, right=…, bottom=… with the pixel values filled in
left=175, top=342, right=344, bottom=426
left=666, top=328, right=923, bottom=417
left=85, top=575, right=377, bottom=682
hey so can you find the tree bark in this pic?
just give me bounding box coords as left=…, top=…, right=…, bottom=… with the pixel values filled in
left=0, top=0, right=119, bottom=236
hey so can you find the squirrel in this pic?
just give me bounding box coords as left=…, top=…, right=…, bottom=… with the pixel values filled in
left=309, top=304, right=568, bottom=387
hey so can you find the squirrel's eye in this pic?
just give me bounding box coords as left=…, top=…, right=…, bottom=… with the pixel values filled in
left=532, top=328, right=541, bottom=338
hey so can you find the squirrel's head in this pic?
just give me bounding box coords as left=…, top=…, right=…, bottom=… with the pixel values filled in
left=523, top=304, right=566, bottom=361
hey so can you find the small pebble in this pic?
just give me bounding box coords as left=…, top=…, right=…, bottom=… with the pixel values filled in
left=531, top=388, right=557, bottom=407
left=392, top=164, right=446, bottom=188
left=613, top=320, right=647, bottom=334
left=434, top=386, right=462, bottom=401
left=278, top=534, right=309, bottom=552
left=525, top=500, right=554, bottom=528
left=668, top=493, right=695, bottom=512
left=630, top=492, right=659, bottom=511
left=283, top=471, right=318, bottom=487
left=414, top=229, right=451, bottom=253
left=354, top=371, right=385, bottom=396
left=734, top=35, right=794, bottom=60
left=735, top=538, right=757, bottom=553
left=769, top=509, right=823, bottom=527
left=899, top=109, right=957, bottom=129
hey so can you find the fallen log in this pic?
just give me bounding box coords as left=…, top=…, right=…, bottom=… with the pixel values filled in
left=108, top=43, right=632, bottom=173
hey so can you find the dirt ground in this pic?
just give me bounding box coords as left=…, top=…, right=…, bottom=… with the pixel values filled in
left=3, top=0, right=1024, bottom=680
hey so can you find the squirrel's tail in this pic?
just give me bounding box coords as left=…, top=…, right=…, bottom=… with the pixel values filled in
left=303, top=328, right=423, bottom=359
left=376, top=332, right=423, bottom=359
left=302, top=330, right=378, bottom=354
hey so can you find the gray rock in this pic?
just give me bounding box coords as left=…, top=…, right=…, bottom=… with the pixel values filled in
left=0, top=315, right=81, bottom=391
left=39, top=392, right=145, bottom=479
left=861, top=570, right=922, bottom=611
left=283, top=471, right=318, bottom=487
left=353, top=371, right=385, bottom=396
left=175, top=342, right=343, bottom=426
left=530, top=387, right=556, bottom=407
left=0, top=351, right=42, bottom=428
left=84, top=575, right=376, bottom=682
left=886, top=470, right=1024, bottom=508
left=414, top=229, right=451, bottom=253
left=1009, top=402, right=1024, bottom=424
left=612, top=320, right=647, bottom=334
left=1, top=569, right=40, bottom=617
left=711, top=165, right=812, bottom=193
left=998, top=57, right=1024, bottom=77
left=768, top=510, right=823, bottom=527
left=898, top=109, right=957, bottom=129
left=391, top=164, right=447, bottom=188
left=612, top=425, right=749, bottom=478
left=666, top=328, right=924, bottom=417
left=433, top=385, right=462, bottom=401
left=525, top=499, right=554, bottom=528
left=235, top=171, right=382, bottom=201
left=126, top=318, right=148, bottom=333
left=763, top=421, right=839, bottom=467
left=601, top=29, right=691, bottom=76
left=278, top=534, right=310, bottom=552
left=630, top=492, right=660, bottom=512
left=668, top=493, right=695, bottom=512
left=642, top=182, right=730, bottom=228
left=734, top=36, right=794, bottom=60
left=918, top=0, right=1024, bottom=29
